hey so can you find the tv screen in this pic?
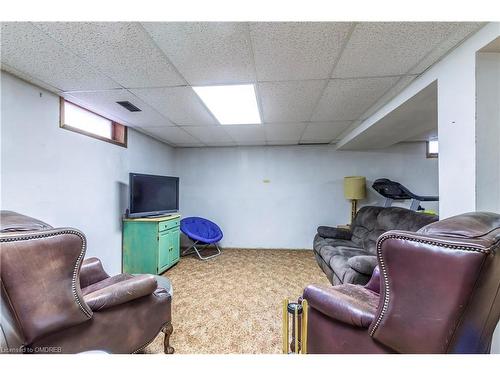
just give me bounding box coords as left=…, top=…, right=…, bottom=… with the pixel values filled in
left=129, top=173, right=179, bottom=218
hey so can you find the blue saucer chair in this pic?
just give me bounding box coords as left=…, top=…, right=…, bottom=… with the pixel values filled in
left=180, top=217, right=223, bottom=260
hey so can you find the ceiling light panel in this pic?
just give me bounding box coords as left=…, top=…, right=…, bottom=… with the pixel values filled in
left=193, top=84, right=261, bottom=125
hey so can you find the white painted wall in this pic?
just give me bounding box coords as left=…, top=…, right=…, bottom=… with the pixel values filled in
left=0, top=72, right=176, bottom=274
left=476, top=52, right=500, bottom=213
left=175, top=143, right=438, bottom=249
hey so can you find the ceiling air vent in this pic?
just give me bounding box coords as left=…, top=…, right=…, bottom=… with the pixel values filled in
left=116, top=101, right=142, bottom=112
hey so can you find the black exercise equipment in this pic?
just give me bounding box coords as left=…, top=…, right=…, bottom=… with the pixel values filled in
left=372, top=178, right=439, bottom=211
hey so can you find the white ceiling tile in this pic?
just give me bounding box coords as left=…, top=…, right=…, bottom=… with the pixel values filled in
left=333, top=22, right=482, bottom=78
left=264, top=123, right=306, bottom=142
left=0, top=22, right=119, bottom=91
left=259, top=80, right=325, bottom=123
left=33, top=22, right=185, bottom=88
left=1, top=63, right=62, bottom=94
left=311, top=77, right=399, bottom=122
left=142, top=22, right=255, bottom=85
left=130, top=87, right=217, bottom=125
left=223, top=125, right=266, bottom=145
left=250, top=22, right=352, bottom=81
left=139, top=127, right=203, bottom=146
left=63, top=89, right=174, bottom=128
left=301, top=121, right=352, bottom=143
left=182, top=126, right=234, bottom=143
left=409, top=23, right=485, bottom=74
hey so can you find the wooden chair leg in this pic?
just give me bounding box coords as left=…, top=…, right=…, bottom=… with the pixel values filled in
left=162, top=322, right=174, bottom=354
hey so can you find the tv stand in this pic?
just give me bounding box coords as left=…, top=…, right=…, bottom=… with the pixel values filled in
left=122, top=214, right=181, bottom=274
left=125, top=209, right=179, bottom=219
left=134, top=213, right=176, bottom=219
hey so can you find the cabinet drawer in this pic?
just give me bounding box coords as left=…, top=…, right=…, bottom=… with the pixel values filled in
left=159, top=219, right=180, bottom=232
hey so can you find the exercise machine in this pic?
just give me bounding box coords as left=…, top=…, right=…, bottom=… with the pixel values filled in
left=372, top=178, right=438, bottom=211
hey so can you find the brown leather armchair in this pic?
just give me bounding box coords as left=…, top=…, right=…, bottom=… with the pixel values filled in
left=303, top=212, right=500, bottom=354
left=0, top=211, right=173, bottom=354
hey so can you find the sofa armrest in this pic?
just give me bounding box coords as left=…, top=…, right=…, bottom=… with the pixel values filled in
left=303, top=284, right=379, bottom=328
left=348, top=255, right=378, bottom=275
left=80, top=257, right=110, bottom=289
left=84, top=274, right=158, bottom=311
left=317, top=226, right=352, bottom=240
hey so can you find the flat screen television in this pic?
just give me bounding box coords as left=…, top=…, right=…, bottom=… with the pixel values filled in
left=128, top=173, right=179, bottom=218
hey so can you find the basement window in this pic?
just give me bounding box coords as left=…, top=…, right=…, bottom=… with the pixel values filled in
left=427, top=140, right=439, bottom=158
left=60, top=98, right=127, bottom=147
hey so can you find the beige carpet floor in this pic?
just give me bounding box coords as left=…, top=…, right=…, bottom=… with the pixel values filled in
left=143, top=248, right=329, bottom=354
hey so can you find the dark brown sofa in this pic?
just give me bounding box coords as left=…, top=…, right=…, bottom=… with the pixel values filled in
left=304, top=211, right=500, bottom=353
left=0, top=211, right=173, bottom=354
left=313, top=206, right=438, bottom=285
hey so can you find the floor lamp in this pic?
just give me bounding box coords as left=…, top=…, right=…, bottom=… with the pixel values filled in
left=344, top=176, right=366, bottom=224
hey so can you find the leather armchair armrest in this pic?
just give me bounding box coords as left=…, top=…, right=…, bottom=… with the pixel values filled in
left=317, top=226, right=352, bottom=240
left=80, top=257, right=110, bottom=289
left=84, top=274, right=158, bottom=311
left=303, top=284, right=379, bottom=328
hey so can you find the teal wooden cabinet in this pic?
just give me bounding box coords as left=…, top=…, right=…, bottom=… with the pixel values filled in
left=122, top=214, right=181, bottom=274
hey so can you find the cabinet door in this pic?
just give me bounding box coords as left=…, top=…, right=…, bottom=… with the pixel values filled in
left=158, top=230, right=170, bottom=271
left=169, top=228, right=180, bottom=264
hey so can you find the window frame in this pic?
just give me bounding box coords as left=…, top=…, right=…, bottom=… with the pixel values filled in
left=426, top=140, right=438, bottom=158
left=59, top=98, right=127, bottom=148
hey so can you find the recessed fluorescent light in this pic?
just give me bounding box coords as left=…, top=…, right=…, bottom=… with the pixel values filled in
left=193, top=84, right=261, bottom=125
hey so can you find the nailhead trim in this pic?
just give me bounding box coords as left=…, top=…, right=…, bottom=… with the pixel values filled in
left=1, top=229, right=92, bottom=319
left=369, top=233, right=490, bottom=337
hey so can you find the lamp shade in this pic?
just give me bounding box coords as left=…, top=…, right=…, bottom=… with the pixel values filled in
left=344, top=176, right=366, bottom=200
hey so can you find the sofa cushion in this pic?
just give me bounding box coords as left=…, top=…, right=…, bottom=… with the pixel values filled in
left=319, top=238, right=359, bottom=250
left=351, top=207, right=384, bottom=250
left=351, top=207, right=438, bottom=254
left=343, top=267, right=372, bottom=286
left=377, top=207, right=438, bottom=232
left=328, top=246, right=372, bottom=282
left=313, top=234, right=357, bottom=254
left=318, top=246, right=336, bottom=265
left=317, top=226, right=352, bottom=240
left=347, top=255, right=378, bottom=275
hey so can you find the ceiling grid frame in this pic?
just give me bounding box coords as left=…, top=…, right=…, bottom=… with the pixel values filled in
left=0, top=21, right=486, bottom=147
left=298, top=22, right=357, bottom=144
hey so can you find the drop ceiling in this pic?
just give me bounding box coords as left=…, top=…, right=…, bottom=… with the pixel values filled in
left=337, top=81, right=438, bottom=150
left=0, top=22, right=484, bottom=147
